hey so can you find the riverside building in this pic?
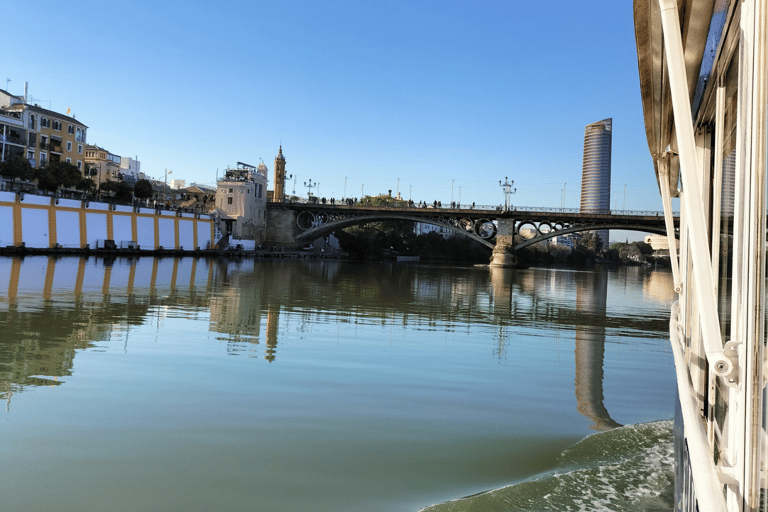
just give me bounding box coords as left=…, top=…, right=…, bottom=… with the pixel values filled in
left=215, top=162, right=268, bottom=245
left=0, top=88, right=87, bottom=171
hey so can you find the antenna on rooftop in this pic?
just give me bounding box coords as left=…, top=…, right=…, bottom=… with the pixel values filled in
left=4, top=78, right=10, bottom=92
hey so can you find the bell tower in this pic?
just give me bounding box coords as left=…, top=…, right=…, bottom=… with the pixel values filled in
left=273, top=146, right=286, bottom=202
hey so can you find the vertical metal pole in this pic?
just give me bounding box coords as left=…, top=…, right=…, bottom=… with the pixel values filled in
left=658, top=0, right=723, bottom=356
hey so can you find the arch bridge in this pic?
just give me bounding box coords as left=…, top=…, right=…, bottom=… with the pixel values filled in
left=265, top=202, right=675, bottom=252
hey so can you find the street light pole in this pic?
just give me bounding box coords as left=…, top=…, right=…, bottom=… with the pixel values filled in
left=304, top=179, right=318, bottom=199
left=563, top=182, right=567, bottom=209
left=499, top=177, right=517, bottom=210
left=623, top=183, right=626, bottom=211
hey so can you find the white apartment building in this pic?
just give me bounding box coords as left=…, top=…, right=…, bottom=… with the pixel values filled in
left=215, top=162, right=268, bottom=244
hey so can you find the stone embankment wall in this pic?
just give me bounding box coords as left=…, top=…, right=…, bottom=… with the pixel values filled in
left=0, top=191, right=214, bottom=252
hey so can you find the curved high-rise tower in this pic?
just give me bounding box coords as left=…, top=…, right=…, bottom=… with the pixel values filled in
left=580, top=118, right=612, bottom=247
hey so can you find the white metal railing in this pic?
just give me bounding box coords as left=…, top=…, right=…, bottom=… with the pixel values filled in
left=669, top=301, right=728, bottom=512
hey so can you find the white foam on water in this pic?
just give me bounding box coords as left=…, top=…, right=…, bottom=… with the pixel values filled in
left=419, top=420, right=674, bottom=512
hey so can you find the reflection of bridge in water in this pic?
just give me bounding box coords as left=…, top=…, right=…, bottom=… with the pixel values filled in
left=0, top=257, right=673, bottom=427
left=266, top=202, right=676, bottom=250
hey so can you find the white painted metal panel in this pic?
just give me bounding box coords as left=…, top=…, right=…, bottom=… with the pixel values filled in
left=85, top=212, right=108, bottom=248
left=178, top=218, right=194, bottom=250
left=112, top=215, right=133, bottom=244
left=58, top=199, right=81, bottom=209
left=0, top=191, right=15, bottom=203
left=136, top=216, right=155, bottom=250
left=0, top=206, right=13, bottom=246
left=88, top=201, right=109, bottom=211
left=197, top=220, right=212, bottom=248
left=23, top=194, right=50, bottom=206
left=114, top=205, right=133, bottom=213
left=21, top=208, right=50, bottom=248
left=56, top=210, right=81, bottom=248
left=158, top=217, right=175, bottom=249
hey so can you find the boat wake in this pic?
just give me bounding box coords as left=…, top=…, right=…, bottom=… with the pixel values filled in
left=419, top=420, right=673, bottom=512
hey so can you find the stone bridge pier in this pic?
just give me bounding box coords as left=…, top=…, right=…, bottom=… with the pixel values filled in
left=489, top=219, right=517, bottom=267
left=265, top=209, right=300, bottom=248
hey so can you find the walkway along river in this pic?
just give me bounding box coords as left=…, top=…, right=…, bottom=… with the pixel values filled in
left=0, top=256, right=676, bottom=511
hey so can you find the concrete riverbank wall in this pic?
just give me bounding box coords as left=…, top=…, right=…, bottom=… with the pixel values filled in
left=0, top=191, right=215, bottom=252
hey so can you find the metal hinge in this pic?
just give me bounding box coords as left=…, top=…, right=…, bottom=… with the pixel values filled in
left=713, top=340, right=741, bottom=388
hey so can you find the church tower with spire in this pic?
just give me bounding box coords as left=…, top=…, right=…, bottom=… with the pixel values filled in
left=273, top=146, right=286, bottom=202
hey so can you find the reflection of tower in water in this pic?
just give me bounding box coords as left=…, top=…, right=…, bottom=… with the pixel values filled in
left=265, top=307, right=279, bottom=362
left=574, top=271, right=621, bottom=431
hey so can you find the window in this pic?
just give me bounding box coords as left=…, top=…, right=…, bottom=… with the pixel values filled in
left=66, top=157, right=71, bottom=163
left=75, top=128, right=84, bottom=142
left=28, top=132, right=36, bottom=147
left=40, top=135, right=48, bottom=149
left=77, top=161, right=82, bottom=170
left=229, top=188, right=233, bottom=193
left=67, top=141, right=72, bottom=151
left=41, top=117, right=49, bottom=128
left=28, top=115, right=36, bottom=130
left=39, top=153, right=47, bottom=166
left=227, top=197, right=233, bottom=205
left=52, top=120, right=61, bottom=131
left=78, top=144, right=82, bottom=154
left=67, top=124, right=74, bottom=134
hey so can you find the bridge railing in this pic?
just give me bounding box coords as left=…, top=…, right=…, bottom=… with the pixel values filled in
left=283, top=198, right=673, bottom=217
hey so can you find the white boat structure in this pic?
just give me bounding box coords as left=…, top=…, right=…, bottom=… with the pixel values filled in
left=634, top=0, right=768, bottom=510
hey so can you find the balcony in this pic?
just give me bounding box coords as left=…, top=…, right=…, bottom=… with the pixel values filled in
left=4, top=135, right=24, bottom=145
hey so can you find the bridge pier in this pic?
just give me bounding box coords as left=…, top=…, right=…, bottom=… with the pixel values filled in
left=265, top=208, right=300, bottom=248
left=489, top=219, right=518, bottom=267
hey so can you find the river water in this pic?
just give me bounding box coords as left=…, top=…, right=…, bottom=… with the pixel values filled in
left=0, top=256, right=676, bottom=512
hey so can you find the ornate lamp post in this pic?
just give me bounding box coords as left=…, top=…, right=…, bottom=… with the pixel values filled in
left=499, top=177, right=517, bottom=210
left=304, top=178, right=318, bottom=199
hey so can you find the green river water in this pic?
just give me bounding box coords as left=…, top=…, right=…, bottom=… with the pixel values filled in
left=0, top=256, right=676, bottom=511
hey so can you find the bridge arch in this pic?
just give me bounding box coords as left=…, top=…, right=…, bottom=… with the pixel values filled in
left=513, top=223, right=672, bottom=251
left=294, top=214, right=496, bottom=248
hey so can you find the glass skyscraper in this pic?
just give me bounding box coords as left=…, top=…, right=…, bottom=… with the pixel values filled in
left=580, top=118, right=612, bottom=247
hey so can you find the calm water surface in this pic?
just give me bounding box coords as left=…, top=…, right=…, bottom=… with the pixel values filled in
left=0, top=257, right=676, bottom=511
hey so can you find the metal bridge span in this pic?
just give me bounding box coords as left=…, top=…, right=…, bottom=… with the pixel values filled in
left=265, top=202, right=675, bottom=254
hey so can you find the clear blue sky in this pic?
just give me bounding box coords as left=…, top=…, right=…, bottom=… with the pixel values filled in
left=2, top=0, right=660, bottom=219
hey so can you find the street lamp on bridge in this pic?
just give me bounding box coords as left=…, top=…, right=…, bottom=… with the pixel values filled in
left=304, top=179, right=318, bottom=199
left=499, top=177, right=517, bottom=210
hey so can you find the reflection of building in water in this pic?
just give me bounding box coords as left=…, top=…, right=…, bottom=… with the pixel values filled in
left=208, top=264, right=264, bottom=354
left=642, top=269, right=677, bottom=304
left=0, top=256, right=214, bottom=409
left=574, top=271, right=621, bottom=431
